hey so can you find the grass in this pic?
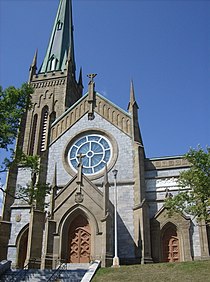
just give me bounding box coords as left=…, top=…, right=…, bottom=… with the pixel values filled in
left=92, top=260, right=210, bottom=282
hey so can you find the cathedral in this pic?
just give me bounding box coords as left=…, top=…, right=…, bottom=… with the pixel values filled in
left=0, top=0, right=209, bottom=269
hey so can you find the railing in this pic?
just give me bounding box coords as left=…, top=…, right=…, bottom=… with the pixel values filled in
left=9, top=258, right=36, bottom=282
left=47, top=261, right=67, bottom=282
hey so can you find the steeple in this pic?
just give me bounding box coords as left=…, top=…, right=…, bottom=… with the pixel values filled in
left=78, top=67, right=83, bottom=89
left=128, top=81, right=143, bottom=144
left=128, top=80, right=139, bottom=112
left=29, top=49, right=38, bottom=81
left=39, top=0, right=75, bottom=74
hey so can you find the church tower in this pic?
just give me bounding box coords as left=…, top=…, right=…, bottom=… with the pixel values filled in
left=25, top=0, right=82, bottom=156
left=2, top=0, right=82, bottom=216
left=0, top=0, right=83, bottom=265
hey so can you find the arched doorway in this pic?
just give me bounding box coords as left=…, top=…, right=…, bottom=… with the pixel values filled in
left=17, top=228, right=28, bottom=268
left=162, top=224, right=180, bottom=262
left=68, top=214, right=91, bottom=263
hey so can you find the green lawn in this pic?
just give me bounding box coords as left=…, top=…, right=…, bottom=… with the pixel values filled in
left=92, top=260, right=210, bottom=282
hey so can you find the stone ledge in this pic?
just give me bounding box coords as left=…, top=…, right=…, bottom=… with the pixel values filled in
left=145, top=157, right=190, bottom=170
left=81, top=260, right=101, bottom=282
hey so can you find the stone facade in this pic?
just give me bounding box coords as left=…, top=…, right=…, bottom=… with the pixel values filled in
left=145, top=157, right=209, bottom=262
left=0, top=0, right=209, bottom=269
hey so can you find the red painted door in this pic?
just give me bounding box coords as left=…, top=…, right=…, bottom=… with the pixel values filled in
left=68, top=215, right=91, bottom=263
left=169, top=236, right=179, bottom=262
left=162, top=227, right=180, bottom=262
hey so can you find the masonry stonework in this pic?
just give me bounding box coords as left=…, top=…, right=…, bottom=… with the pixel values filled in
left=1, top=0, right=209, bottom=268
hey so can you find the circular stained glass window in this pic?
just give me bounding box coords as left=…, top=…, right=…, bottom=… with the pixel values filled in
left=68, top=134, right=112, bottom=175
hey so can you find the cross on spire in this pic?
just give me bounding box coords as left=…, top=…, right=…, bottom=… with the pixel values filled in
left=77, top=153, right=85, bottom=167
left=87, top=73, right=97, bottom=83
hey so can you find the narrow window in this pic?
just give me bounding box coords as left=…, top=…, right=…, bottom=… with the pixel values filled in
left=57, top=20, right=63, bottom=30
left=40, top=106, right=49, bottom=152
left=51, top=57, right=58, bottom=71
left=29, top=114, right=38, bottom=155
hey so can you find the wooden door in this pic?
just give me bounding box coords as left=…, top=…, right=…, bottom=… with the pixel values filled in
left=169, top=236, right=179, bottom=262
left=162, top=227, right=180, bottom=262
left=68, top=215, right=91, bottom=263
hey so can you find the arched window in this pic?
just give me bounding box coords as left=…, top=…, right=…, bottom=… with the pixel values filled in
left=50, top=56, right=58, bottom=71
left=39, top=106, right=49, bottom=152
left=17, top=227, right=29, bottom=269
left=29, top=114, right=38, bottom=155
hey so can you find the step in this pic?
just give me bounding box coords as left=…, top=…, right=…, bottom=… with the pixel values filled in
left=66, top=263, right=90, bottom=270
left=0, top=263, right=91, bottom=282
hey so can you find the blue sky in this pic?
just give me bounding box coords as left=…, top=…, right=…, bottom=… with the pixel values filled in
left=0, top=0, right=209, bottom=210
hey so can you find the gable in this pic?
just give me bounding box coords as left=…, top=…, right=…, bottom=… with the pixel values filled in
left=152, top=205, right=191, bottom=231
left=53, top=174, right=104, bottom=223
left=50, top=92, right=132, bottom=144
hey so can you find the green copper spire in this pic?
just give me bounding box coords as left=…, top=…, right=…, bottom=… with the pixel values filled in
left=39, top=0, right=75, bottom=73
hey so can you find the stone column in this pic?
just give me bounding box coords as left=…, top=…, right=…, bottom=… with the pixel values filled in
left=52, top=235, right=60, bottom=268
left=180, top=220, right=192, bottom=261
left=198, top=220, right=210, bottom=259
left=0, top=221, right=11, bottom=261
left=41, top=219, right=56, bottom=269
left=25, top=209, right=45, bottom=269
left=133, top=144, right=152, bottom=263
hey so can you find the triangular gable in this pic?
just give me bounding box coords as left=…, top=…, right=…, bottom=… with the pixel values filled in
left=54, top=172, right=103, bottom=214
left=50, top=92, right=132, bottom=144
left=152, top=205, right=191, bottom=230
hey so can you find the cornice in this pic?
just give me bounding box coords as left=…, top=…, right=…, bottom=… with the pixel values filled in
left=145, top=157, right=190, bottom=170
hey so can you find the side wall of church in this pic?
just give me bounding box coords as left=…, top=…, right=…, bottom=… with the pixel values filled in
left=145, top=166, right=202, bottom=260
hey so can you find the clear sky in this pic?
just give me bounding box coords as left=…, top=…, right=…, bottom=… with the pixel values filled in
left=0, top=0, right=209, bottom=210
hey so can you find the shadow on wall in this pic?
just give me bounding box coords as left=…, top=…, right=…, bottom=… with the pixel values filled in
left=116, top=213, right=142, bottom=265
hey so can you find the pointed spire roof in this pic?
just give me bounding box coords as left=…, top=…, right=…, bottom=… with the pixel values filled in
left=28, top=49, right=38, bottom=81
left=127, top=80, right=143, bottom=144
left=31, top=49, right=38, bottom=69
left=39, top=0, right=76, bottom=74
left=78, top=67, right=83, bottom=88
left=128, top=80, right=139, bottom=112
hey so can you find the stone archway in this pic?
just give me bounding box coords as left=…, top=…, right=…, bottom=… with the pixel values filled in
left=162, top=224, right=179, bottom=262
left=151, top=207, right=192, bottom=262
left=17, top=228, right=29, bottom=268
left=68, top=214, right=91, bottom=263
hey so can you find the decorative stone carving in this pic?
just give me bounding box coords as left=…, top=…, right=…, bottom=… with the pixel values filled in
left=15, top=214, right=22, bottom=222
left=75, top=192, right=84, bottom=203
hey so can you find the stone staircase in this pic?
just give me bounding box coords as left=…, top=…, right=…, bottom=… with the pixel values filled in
left=0, top=263, right=90, bottom=282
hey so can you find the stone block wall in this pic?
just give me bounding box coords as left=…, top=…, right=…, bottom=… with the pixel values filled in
left=47, top=112, right=136, bottom=260
left=145, top=158, right=203, bottom=260
left=7, top=207, right=30, bottom=266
